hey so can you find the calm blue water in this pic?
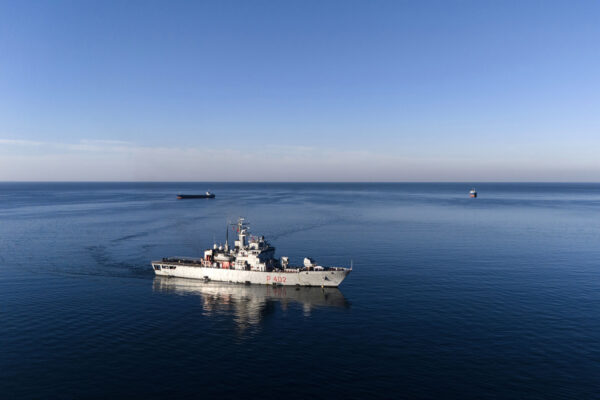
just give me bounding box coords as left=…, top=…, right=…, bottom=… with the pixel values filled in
left=1, top=183, right=599, bottom=399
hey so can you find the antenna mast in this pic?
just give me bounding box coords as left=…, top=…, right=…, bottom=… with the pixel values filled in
left=225, top=222, right=229, bottom=251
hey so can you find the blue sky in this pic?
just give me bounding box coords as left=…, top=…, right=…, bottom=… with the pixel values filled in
left=1, top=0, right=599, bottom=181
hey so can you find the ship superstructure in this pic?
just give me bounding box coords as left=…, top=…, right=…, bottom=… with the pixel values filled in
left=152, top=218, right=351, bottom=287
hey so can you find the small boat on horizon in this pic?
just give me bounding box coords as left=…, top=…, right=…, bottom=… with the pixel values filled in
left=177, top=191, right=215, bottom=199
left=469, top=188, right=477, bottom=198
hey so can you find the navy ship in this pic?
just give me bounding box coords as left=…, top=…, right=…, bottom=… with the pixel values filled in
left=152, top=218, right=351, bottom=287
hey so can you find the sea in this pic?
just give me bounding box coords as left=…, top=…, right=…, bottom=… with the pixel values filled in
left=1, top=182, right=599, bottom=399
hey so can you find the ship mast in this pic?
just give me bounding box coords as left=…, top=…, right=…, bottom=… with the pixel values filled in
left=224, top=222, right=229, bottom=252
left=234, top=218, right=248, bottom=249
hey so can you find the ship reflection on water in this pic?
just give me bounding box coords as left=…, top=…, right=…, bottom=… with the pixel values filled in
left=152, top=277, right=350, bottom=331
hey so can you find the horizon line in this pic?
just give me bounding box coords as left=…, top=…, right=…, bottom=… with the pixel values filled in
left=1, top=181, right=600, bottom=184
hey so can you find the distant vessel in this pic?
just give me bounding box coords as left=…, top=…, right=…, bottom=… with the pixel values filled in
left=177, top=191, right=215, bottom=199
left=470, top=188, right=477, bottom=198
left=152, top=218, right=351, bottom=287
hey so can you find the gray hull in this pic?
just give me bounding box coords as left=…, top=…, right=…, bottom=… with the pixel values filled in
left=152, top=262, right=350, bottom=287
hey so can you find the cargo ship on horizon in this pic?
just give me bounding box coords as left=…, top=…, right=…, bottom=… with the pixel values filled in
left=177, top=191, right=215, bottom=199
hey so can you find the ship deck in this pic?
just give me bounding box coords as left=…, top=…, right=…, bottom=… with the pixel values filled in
left=153, top=258, right=348, bottom=273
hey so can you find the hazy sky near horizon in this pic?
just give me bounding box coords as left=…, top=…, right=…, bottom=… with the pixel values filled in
left=1, top=0, right=599, bottom=181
